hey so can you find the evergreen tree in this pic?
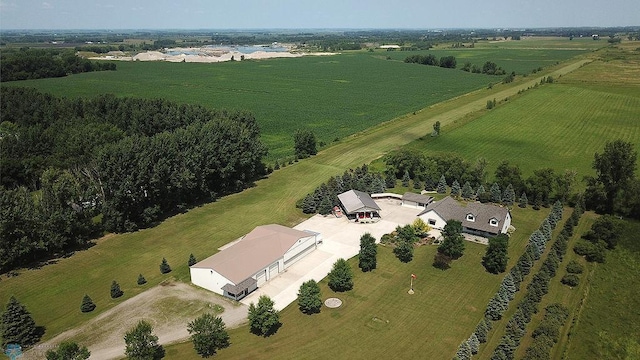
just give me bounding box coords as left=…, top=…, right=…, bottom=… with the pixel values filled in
left=110, top=280, right=124, bottom=299
left=549, top=200, right=563, bottom=228
left=402, top=170, right=411, bottom=187
left=437, top=175, right=448, bottom=194
left=187, top=313, right=230, bottom=357
left=80, top=294, right=96, bottom=313
left=529, top=230, right=546, bottom=259
left=503, top=183, right=516, bottom=206
left=328, top=258, right=354, bottom=292
left=490, top=182, right=502, bottom=203
left=137, top=274, right=147, bottom=285
left=45, top=341, right=90, bottom=360
left=438, top=220, right=465, bottom=259
left=248, top=295, right=281, bottom=337
left=468, top=333, right=480, bottom=354
left=475, top=318, right=490, bottom=343
left=358, top=233, right=377, bottom=272
left=462, top=181, right=474, bottom=199
left=413, top=179, right=422, bottom=190
left=476, top=184, right=487, bottom=201
left=500, top=273, right=518, bottom=300
left=485, top=294, right=507, bottom=321
left=159, top=257, right=171, bottom=274
left=384, top=167, right=396, bottom=188
left=540, top=218, right=552, bottom=241
left=451, top=180, right=461, bottom=198
left=519, top=192, right=528, bottom=208
left=188, top=253, right=197, bottom=266
left=456, top=341, right=472, bottom=360
left=297, top=280, right=322, bottom=314
left=124, top=320, right=163, bottom=359
left=1, top=296, right=40, bottom=347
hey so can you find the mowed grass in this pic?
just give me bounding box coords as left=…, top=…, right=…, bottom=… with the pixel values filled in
left=165, top=206, right=548, bottom=360
left=564, top=220, right=640, bottom=360
left=0, top=52, right=497, bottom=161
left=397, top=63, right=640, bottom=179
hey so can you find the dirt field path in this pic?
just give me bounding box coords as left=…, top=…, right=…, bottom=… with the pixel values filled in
left=29, top=282, right=247, bottom=360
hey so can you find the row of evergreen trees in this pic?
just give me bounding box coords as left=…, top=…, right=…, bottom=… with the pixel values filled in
left=298, top=165, right=385, bottom=214
left=455, top=199, right=577, bottom=360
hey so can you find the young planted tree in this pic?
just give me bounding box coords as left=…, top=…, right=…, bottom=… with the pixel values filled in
left=503, top=183, right=516, bottom=206
left=432, top=121, right=441, bottom=136
left=461, top=181, right=474, bottom=199
left=248, top=295, right=280, bottom=337
left=110, top=280, right=124, bottom=299
left=451, top=180, right=461, bottom=198
left=188, top=253, right=197, bottom=266
left=328, top=258, right=354, bottom=292
left=187, top=313, right=230, bottom=358
left=297, top=280, right=322, bottom=314
left=358, top=233, right=377, bottom=272
left=1, top=296, right=40, bottom=347
left=137, top=274, right=147, bottom=285
left=490, top=182, right=502, bottom=203
left=124, top=320, right=163, bottom=360
left=482, top=234, right=509, bottom=274
left=80, top=294, right=96, bottom=313
left=159, top=257, right=171, bottom=274
left=438, top=220, right=465, bottom=259
left=519, top=192, right=528, bottom=208
left=436, top=174, right=448, bottom=194
left=45, top=341, right=90, bottom=360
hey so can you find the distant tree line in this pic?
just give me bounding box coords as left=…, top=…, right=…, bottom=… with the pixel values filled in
left=0, top=87, right=267, bottom=272
left=0, top=48, right=116, bottom=82
left=297, top=165, right=385, bottom=215
left=404, top=54, right=456, bottom=68
left=384, top=149, right=579, bottom=208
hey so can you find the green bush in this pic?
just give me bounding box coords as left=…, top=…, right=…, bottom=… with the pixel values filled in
left=565, top=260, right=584, bottom=274
left=561, top=274, right=580, bottom=287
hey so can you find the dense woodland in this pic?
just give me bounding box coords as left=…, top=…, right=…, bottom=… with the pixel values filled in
left=0, top=87, right=267, bottom=272
left=0, top=48, right=116, bottom=82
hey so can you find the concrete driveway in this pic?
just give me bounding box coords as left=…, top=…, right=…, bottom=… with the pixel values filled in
left=240, top=198, right=423, bottom=310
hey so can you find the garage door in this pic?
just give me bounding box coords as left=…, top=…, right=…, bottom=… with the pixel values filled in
left=256, top=269, right=267, bottom=286
left=269, top=263, right=279, bottom=279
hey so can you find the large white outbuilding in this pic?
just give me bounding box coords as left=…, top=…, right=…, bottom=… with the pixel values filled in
left=190, top=224, right=321, bottom=300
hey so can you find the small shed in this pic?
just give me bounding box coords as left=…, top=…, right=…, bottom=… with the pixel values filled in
left=337, top=190, right=382, bottom=222
left=401, top=192, right=434, bottom=209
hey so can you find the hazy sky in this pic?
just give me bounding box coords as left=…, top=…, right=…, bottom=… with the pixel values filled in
left=1, top=0, right=638, bottom=30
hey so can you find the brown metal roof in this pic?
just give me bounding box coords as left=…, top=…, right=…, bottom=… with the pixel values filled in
left=337, top=190, right=381, bottom=214
left=402, top=192, right=434, bottom=204
left=191, top=224, right=313, bottom=284
left=418, top=196, right=509, bottom=235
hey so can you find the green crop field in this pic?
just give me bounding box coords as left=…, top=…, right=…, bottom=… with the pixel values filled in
left=390, top=60, right=640, bottom=181
left=1, top=52, right=499, bottom=161
left=164, top=205, right=548, bottom=360
left=0, top=41, right=598, bottom=161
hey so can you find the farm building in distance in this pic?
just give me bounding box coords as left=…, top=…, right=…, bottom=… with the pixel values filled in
left=338, top=190, right=382, bottom=222
left=418, top=196, right=511, bottom=238
left=190, top=224, right=321, bottom=300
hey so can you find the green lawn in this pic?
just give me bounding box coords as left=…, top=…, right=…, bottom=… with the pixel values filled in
left=164, top=205, right=547, bottom=360
left=389, top=61, right=640, bottom=180
left=564, top=220, right=640, bottom=360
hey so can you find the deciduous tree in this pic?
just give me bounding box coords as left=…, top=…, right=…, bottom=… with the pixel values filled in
left=124, top=320, right=163, bottom=360
left=293, top=129, right=317, bottom=159
left=438, top=220, right=465, bottom=259
left=46, top=341, right=90, bottom=360
left=248, top=295, right=280, bottom=337
left=358, top=233, right=377, bottom=272
left=482, top=234, right=509, bottom=274
left=328, top=258, right=354, bottom=291
left=297, top=280, right=322, bottom=314
left=187, top=313, right=230, bottom=357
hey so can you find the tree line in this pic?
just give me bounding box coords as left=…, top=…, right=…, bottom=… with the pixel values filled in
left=0, top=48, right=116, bottom=82
left=0, top=87, right=267, bottom=272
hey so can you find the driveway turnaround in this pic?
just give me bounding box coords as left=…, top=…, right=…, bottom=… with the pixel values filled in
left=241, top=198, right=422, bottom=310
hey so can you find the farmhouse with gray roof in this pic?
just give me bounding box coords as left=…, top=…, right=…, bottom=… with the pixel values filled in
left=417, top=196, right=511, bottom=237
left=337, top=189, right=381, bottom=222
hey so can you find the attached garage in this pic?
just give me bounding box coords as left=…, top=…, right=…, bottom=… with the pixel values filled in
left=190, top=224, right=321, bottom=300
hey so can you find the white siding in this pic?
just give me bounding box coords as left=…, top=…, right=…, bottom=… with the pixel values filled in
left=283, top=235, right=317, bottom=264
left=269, top=262, right=279, bottom=279
left=418, top=210, right=447, bottom=230
left=255, top=269, right=267, bottom=286
left=501, top=212, right=512, bottom=234
left=190, top=267, right=231, bottom=296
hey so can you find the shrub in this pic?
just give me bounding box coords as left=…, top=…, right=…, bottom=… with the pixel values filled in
left=561, top=274, right=580, bottom=287
left=565, top=260, right=584, bottom=274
